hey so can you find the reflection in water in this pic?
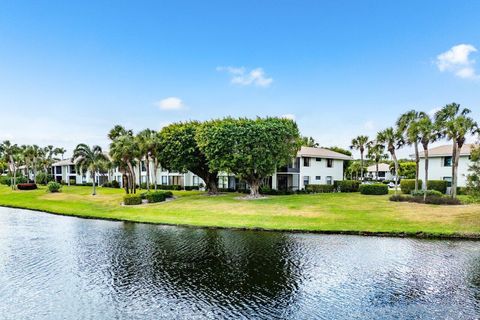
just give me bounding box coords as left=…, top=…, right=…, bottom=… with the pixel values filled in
left=0, top=207, right=479, bottom=319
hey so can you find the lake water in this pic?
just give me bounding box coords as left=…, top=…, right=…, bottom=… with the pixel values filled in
left=0, top=207, right=479, bottom=319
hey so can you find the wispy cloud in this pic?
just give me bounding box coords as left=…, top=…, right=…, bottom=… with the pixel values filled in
left=217, top=66, right=273, bottom=87
left=436, top=44, right=478, bottom=79
left=155, top=97, right=185, bottom=110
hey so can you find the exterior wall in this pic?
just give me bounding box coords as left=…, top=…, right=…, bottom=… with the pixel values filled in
left=299, top=157, right=344, bottom=189
left=366, top=170, right=395, bottom=181
left=418, top=155, right=470, bottom=187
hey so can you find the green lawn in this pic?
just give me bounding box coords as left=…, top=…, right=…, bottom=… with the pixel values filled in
left=0, top=185, right=479, bottom=238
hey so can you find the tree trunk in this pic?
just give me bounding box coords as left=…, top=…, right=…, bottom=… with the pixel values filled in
left=92, top=171, right=96, bottom=196
left=423, top=145, right=429, bottom=202
left=414, top=141, right=419, bottom=192
left=153, top=159, right=158, bottom=191
left=451, top=143, right=458, bottom=198
left=248, top=178, right=261, bottom=198
left=146, top=156, right=150, bottom=191
left=360, top=150, right=364, bottom=181
left=375, top=161, right=379, bottom=181
left=204, top=173, right=219, bottom=195
left=391, top=151, right=399, bottom=196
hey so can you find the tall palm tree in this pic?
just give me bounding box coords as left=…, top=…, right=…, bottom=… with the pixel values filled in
left=0, top=140, right=20, bottom=189
left=435, top=103, right=479, bottom=198
left=350, top=135, right=369, bottom=180
left=72, top=144, right=108, bottom=195
left=414, top=114, right=439, bottom=201
left=377, top=128, right=404, bottom=195
left=136, top=129, right=157, bottom=191
left=108, top=126, right=139, bottom=194
left=396, top=110, right=422, bottom=192
left=366, top=141, right=387, bottom=181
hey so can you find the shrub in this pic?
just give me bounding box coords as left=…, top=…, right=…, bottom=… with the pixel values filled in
left=2, top=176, right=27, bottom=186
left=427, top=180, right=447, bottom=194
left=389, top=194, right=410, bottom=202
left=400, top=179, right=423, bottom=194
left=111, top=180, right=120, bottom=188
left=410, top=190, right=443, bottom=197
left=457, top=187, right=468, bottom=196
left=389, top=194, right=461, bottom=205
left=305, top=184, right=335, bottom=193
left=218, top=188, right=236, bottom=192
left=163, top=191, right=173, bottom=198
left=47, top=181, right=62, bottom=193
left=156, top=184, right=182, bottom=191
left=145, top=191, right=166, bottom=203
left=17, top=183, right=38, bottom=190
left=184, top=186, right=200, bottom=191
left=359, top=183, right=388, bottom=195
left=36, top=172, right=54, bottom=185
left=334, top=180, right=360, bottom=192
left=123, top=194, right=142, bottom=205
left=0, top=176, right=9, bottom=185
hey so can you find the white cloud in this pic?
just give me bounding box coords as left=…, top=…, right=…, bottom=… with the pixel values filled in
left=217, top=66, right=273, bottom=87
left=281, top=114, right=296, bottom=120
left=155, top=97, right=185, bottom=110
left=436, top=44, right=478, bottom=79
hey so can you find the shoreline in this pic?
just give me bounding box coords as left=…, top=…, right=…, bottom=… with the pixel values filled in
left=1, top=203, right=479, bottom=240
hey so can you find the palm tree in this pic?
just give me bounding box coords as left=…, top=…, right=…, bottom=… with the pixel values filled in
left=136, top=129, right=157, bottom=191
left=377, top=128, right=404, bottom=195
left=72, top=144, right=108, bottom=195
left=396, top=110, right=422, bottom=192
left=108, top=126, right=139, bottom=194
left=301, top=136, right=319, bottom=147
left=366, top=141, right=387, bottom=181
left=414, top=114, right=439, bottom=201
left=0, top=140, right=20, bottom=189
left=350, top=135, right=369, bottom=180
left=57, top=147, right=66, bottom=160
left=435, top=103, right=479, bottom=198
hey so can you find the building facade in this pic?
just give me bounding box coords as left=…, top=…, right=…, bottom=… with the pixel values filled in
left=366, top=163, right=395, bottom=181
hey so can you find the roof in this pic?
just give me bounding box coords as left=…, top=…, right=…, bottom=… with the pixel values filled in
left=51, top=158, right=75, bottom=166
left=298, top=146, right=352, bottom=160
left=367, top=163, right=390, bottom=172
left=418, top=144, right=476, bottom=158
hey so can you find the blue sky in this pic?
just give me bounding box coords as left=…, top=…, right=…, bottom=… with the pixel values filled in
left=0, top=0, right=479, bottom=157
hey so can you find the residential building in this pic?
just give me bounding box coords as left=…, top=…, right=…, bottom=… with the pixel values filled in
left=418, top=144, right=476, bottom=188
left=366, top=163, right=394, bottom=181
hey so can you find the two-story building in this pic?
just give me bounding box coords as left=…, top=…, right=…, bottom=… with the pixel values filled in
left=418, top=144, right=476, bottom=187
left=366, top=163, right=395, bottom=181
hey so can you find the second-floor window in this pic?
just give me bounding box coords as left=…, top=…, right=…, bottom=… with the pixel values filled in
left=327, top=159, right=333, bottom=168
left=443, top=156, right=452, bottom=167
left=303, top=157, right=310, bottom=167
left=55, top=166, right=62, bottom=174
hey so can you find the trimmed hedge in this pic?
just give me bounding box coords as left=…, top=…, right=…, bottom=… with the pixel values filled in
left=359, top=184, right=388, bottom=195
left=427, top=180, right=447, bottom=194
left=184, top=186, right=200, bottom=191
left=47, top=181, right=62, bottom=193
left=390, top=194, right=461, bottom=205
left=146, top=191, right=166, bottom=203
left=305, top=184, right=335, bottom=193
left=103, top=180, right=120, bottom=188
left=334, top=180, right=360, bottom=192
left=156, top=184, right=182, bottom=191
left=411, top=190, right=442, bottom=197
left=400, top=179, right=423, bottom=194
left=17, top=183, right=38, bottom=190
left=123, top=194, right=142, bottom=205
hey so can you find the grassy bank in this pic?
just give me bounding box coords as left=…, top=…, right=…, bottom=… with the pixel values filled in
left=0, top=185, right=479, bottom=238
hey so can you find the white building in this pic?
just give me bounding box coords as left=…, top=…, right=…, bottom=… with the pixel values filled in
left=271, top=147, right=351, bottom=191
left=51, top=146, right=351, bottom=191
left=366, top=163, right=394, bottom=181
left=418, top=144, right=476, bottom=188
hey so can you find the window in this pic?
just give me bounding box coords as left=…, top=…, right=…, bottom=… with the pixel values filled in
left=327, top=159, right=333, bottom=168
left=443, top=156, right=452, bottom=167
left=326, top=176, right=333, bottom=185
left=303, top=176, right=310, bottom=186
left=193, top=176, right=199, bottom=186
left=218, top=176, right=228, bottom=189
left=141, top=161, right=147, bottom=172
left=378, top=171, right=386, bottom=178
left=303, top=157, right=310, bottom=167
left=161, top=176, right=168, bottom=185
left=69, top=165, right=76, bottom=174
left=316, top=158, right=322, bottom=162
left=315, top=176, right=321, bottom=181
left=443, top=176, right=452, bottom=187
left=55, top=166, right=62, bottom=174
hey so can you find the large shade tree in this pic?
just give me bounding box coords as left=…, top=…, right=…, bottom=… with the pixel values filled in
left=72, top=144, right=108, bottom=196
left=377, top=127, right=403, bottom=195
left=158, top=121, right=219, bottom=195
left=396, top=110, right=422, bottom=192
left=350, top=135, right=369, bottom=181
left=196, top=117, right=301, bottom=198
left=435, top=103, right=479, bottom=198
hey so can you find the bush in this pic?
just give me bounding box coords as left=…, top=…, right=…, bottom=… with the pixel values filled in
left=427, top=180, right=447, bottom=194
left=123, top=194, right=142, bottom=205
left=47, top=181, right=62, bottom=193
left=17, top=183, right=38, bottom=190
left=36, top=172, right=54, bottom=185
left=457, top=187, right=468, bottom=196
left=334, top=180, right=360, bottom=192
left=410, top=190, right=443, bottom=197
left=0, top=176, right=9, bottom=185
left=389, top=194, right=461, bottom=205
left=156, top=184, right=182, bottom=191
left=1, top=176, right=27, bottom=186
left=359, top=184, right=388, bottom=195
left=145, top=191, right=166, bottom=203
left=389, top=194, right=410, bottom=202
left=305, top=184, right=335, bottom=193
left=400, top=179, right=423, bottom=194
left=184, top=186, right=200, bottom=191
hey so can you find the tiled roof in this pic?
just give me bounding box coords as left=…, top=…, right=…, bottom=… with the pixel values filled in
left=418, top=144, right=476, bottom=158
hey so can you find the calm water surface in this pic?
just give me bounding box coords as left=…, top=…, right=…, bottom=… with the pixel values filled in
left=0, top=207, right=479, bottom=319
